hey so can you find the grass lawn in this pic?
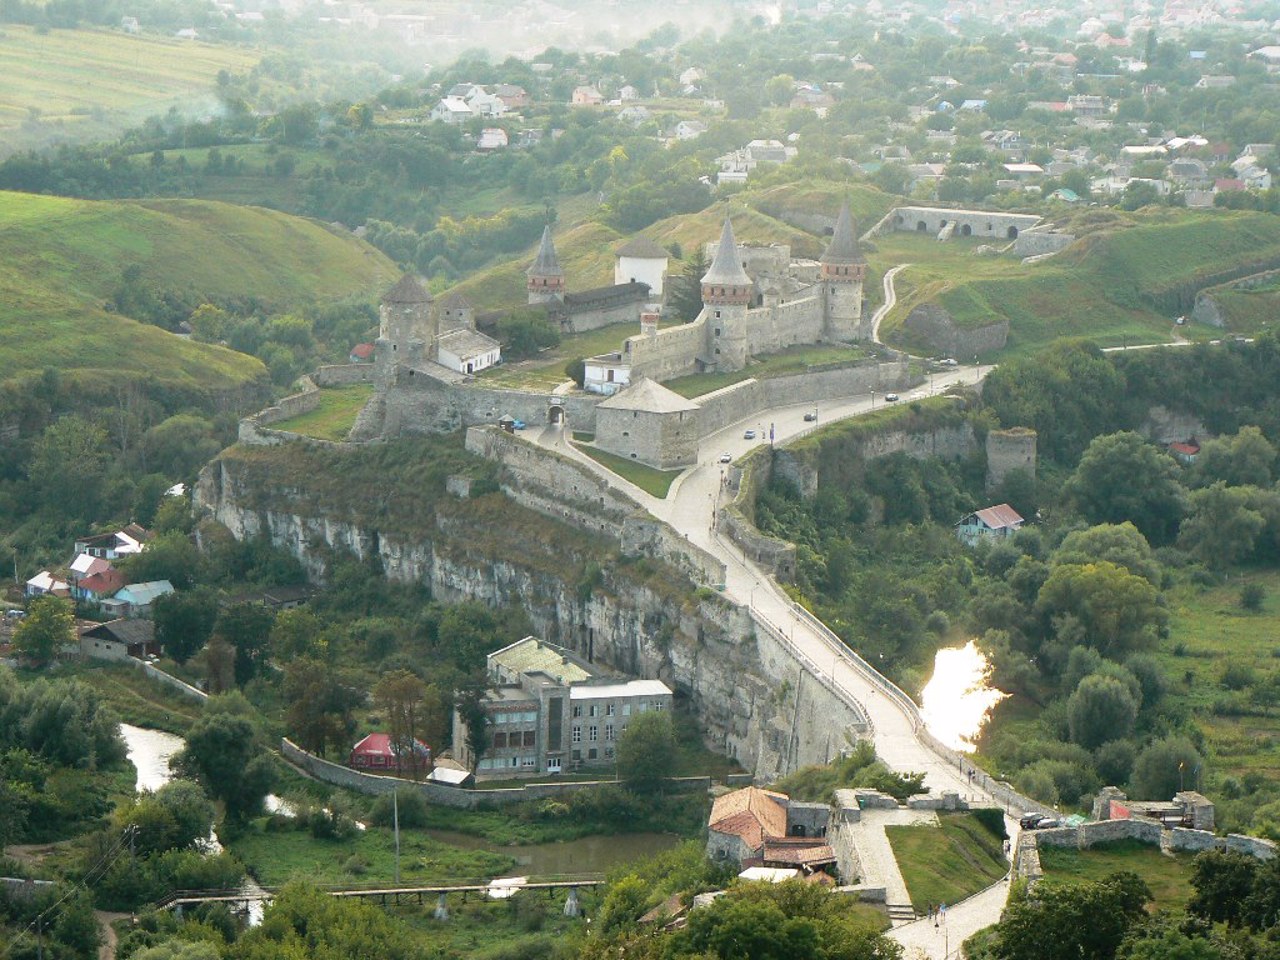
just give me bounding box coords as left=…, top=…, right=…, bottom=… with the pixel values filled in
left=665, top=344, right=871, bottom=399
left=1037, top=839, right=1195, bottom=910
left=576, top=445, right=681, bottom=497
left=272, top=384, right=374, bottom=440
left=397, top=898, right=589, bottom=959
left=476, top=321, right=643, bottom=391
left=69, top=661, right=203, bottom=735
left=228, top=822, right=518, bottom=888
left=887, top=812, right=1007, bottom=912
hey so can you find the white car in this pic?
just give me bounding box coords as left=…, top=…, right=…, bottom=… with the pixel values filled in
left=718, top=452, right=733, bottom=463
left=884, top=393, right=900, bottom=402
left=743, top=429, right=757, bottom=439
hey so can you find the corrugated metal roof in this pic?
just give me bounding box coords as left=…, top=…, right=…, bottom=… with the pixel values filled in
left=490, top=637, right=593, bottom=684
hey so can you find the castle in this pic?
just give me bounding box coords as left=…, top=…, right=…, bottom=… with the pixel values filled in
left=359, top=202, right=900, bottom=469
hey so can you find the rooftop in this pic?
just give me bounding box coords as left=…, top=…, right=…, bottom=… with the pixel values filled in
left=701, top=218, right=753, bottom=287
left=616, top=236, right=671, bottom=260
left=490, top=636, right=594, bottom=685
left=569, top=679, right=672, bottom=700
left=382, top=273, right=432, bottom=304
left=597, top=378, right=700, bottom=414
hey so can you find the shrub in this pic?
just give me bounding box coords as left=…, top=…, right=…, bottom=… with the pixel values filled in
left=1240, top=582, right=1266, bottom=612
left=1222, top=662, right=1257, bottom=691
left=369, top=789, right=429, bottom=829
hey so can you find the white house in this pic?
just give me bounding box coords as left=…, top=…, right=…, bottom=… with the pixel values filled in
left=674, top=120, right=707, bottom=141
left=100, top=580, right=175, bottom=618
left=467, top=91, right=507, bottom=117
left=477, top=128, right=509, bottom=150
left=955, top=503, right=1025, bottom=545
left=430, top=97, right=475, bottom=124
left=584, top=352, right=631, bottom=395
left=25, top=571, right=70, bottom=599
left=437, top=329, right=501, bottom=375
left=614, top=236, right=669, bottom=296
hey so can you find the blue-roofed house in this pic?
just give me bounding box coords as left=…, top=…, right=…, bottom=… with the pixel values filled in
left=102, top=580, right=175, bottom=619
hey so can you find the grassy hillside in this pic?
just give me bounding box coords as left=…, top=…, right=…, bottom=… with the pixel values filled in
left=0, top=191, right=397, bottom=395
left=0, top=25, right=259, bottom=156
left=874, top=209, right=1280, bottom=357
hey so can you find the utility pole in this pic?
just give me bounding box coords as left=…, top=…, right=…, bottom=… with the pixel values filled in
left=393, top=791, right=401, bottom=885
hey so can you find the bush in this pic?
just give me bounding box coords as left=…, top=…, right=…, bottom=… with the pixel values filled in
left=368, top=789, right=429, bottom=829
left=1222, top=662, right=1257, bottom=691
left=1241, top=582, right=1266, bottom=612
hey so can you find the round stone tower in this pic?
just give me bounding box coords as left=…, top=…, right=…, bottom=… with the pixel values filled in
left=526, top=225, right=565, bottom=304
left=821, top=201, right=867, bottom=342
left=986, top=427, right=1037, bottom=490
left=701, top=218, right=754, bottom=371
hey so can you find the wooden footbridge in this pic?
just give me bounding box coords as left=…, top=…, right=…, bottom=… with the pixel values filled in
left=155, top=875, right=604, bottom=916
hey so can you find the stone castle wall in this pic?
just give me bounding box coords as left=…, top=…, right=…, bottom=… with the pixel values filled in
left=314, top=363, right=375, bottom=386
left=881, top=206, right=1042, bottom=240
left=902, top=303, right=1009, bottom=357
left=744, top=294, right=827, bottom=356
left=626, top=321, right=707, bottom=382
left=1012, top=228, right=1076, bottom=258
left=986, top=427, right=1037, bottom=489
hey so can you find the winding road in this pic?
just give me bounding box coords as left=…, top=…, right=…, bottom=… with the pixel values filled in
left=527, top=263, right=1015, bottom=956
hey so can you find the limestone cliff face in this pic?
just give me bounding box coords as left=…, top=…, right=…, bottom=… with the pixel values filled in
left=195, top=451, right=819, bottom=778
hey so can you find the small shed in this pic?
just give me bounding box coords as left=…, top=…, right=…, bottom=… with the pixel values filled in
left=80, top=619, right=155, bottom=662
left=594, top=378, right=700, bottom=469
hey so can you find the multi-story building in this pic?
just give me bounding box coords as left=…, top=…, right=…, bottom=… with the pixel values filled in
left=453, top=636, right=673, bottom=778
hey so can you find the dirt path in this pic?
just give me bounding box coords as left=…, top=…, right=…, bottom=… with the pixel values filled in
left=95, top=911, right=131, bottom=960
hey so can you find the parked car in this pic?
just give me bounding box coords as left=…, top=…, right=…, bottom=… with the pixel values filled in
left=884, top=393, right=900, bottom=402
left=1019, top=813, right=1060, bottom=830
left=718, top=452, right=733, bottom=463
left=942, top=358, right=958, bottom=366
left=743, top=429, right=757, bottom=439
left=803, top=411, right=818, bottom=422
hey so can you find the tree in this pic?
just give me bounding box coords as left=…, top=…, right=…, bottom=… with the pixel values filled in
left=1066, top=432, right=1186, bottom=545
left=119, top=531, right=202, bottom=590
left=213, top=603, right=275, bottom=686
left=13, top=595, right=74, bottom=666
left=1189, top=426, right=1276, bottom=488
left=283, top=658, right=359, bottom=758
left=1178, top=482, right=1266, bottom=568
left=1067, top=674, right=1139, bottom=750
left=616, top=710, right=676, bottom=793
left=117, top=779, right=214, bottom=857
left=152, top=588, right=219, bottom=663
left=173, top=706, right=273, bottom=819
left=665, top=247, right=709, bottom=324
left=1052, top=522, right=1161, bottom=585
left=373, top=669, right=437, bottom=778
left=1130, top=735, right=1201, bottom=799
left=1036, top=561, right=1167, bottom=660
left=456, top=686, right=490, bottom=772
left=992, top=871, right=1151, bottom=960
left=1188, top=849, right=1259, bottom=926
left=270, top=607, right=324, bottom=660
left=27, top=415, right=111, bottom=518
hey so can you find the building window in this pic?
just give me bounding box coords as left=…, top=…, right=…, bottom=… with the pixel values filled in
left=589, top=704, right=599, bottom=717
left=714, top=328, right=721, bottom=336
left=493, top=732, right=508, bottom=749
left=653, top=701, right=666, bottom=711
left=523, top=730, right=536, bottom=747
left=572, top=726, right=582, bottom=743
left=605, top=724, right=614, bottom=741
left=573, top=705, right=582, bottom=718
left=572, top=749, right=581, bottom=761
left=606, top=703, right=615, bottom=716
left=588, top=726, right=598, bottom=742
left=605, top=746, right=615, bottom=759
left=521, top=756, right=536, bottom=768
left=622, top=703, right=631, bottom=716
left=588, top=748, right=598, bottom=760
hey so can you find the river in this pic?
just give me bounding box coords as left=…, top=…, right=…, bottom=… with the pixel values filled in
left=918, top=640, right=1007, bottom=752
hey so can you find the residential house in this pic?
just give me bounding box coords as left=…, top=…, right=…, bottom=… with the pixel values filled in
left=1002, top=162, right=1044, bottom=180
left=618, top=105, right=650, bottom=124
left=74, top=524, right=151, bottom=560
left=674, top=120, right=707, bottom=141
left=448, top=82, right=485, bottom=100
left=69, top=552, right=112, bottom=587
left=74, top=568, right=126, bottom=605
left=349, top=342, right=375, bottom=362
left=436, top=328, right=502, bottom=375
left=467, top=90, right=507, bottom=118
left=477, top=127, right=509, bottom=150
left=24, top=571, right=70, bottom=599
left=678, top=67, right=704, bottom=86
left=349, top=732, right=431, bottom=773
left=101, top=580, right=174, bottom=619
left=571, top=86, right=603, bottom=106
left=1168, top=440, right=1200, bottom=464
left=453, top=636, right=673, bottom=777
left=1196, top=75, right=1236, bottom=89
left=494, top=84, right=530, bottom=109
left=80, top=619, right=155, bottom=662
left=618, top=84, right=640, bottom=101
left=430, top=97, right=475, bottom=124
left=583, top=352, right=631, bottom=395
left=955, top=503, right=1025, bottom=545
left=706, top=786, right=836, bottom=874
left=1067, top=94, right=1108, bottom=116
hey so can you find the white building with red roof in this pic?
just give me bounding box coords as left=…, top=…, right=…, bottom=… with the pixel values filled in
left=955, top=503, right=1025, bottom=545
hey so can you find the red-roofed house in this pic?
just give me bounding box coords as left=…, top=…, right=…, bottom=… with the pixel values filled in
left=349, top=343, right=375, bottom=362
left=956, top=503, right=1025, bottom=545
left=75, top=568, right=127, bottom=604
left=706, top=786, right=834, bottom=872
left=1168, top=440, right=1200, bottom=464
left=349, top=733, right=431, bottom=773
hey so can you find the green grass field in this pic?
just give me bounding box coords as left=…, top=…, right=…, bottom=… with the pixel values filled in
left=229, top=822, right=518, bottom=888
left=272, top=384, right=374, bottom=440
left=576, top=445, right=681, bottom=498
left=0, top=26, right=259, bottom=154
left=1037, top=839, right=1195, bottom=909
left=0, top=191, right=395, bottom=396
left=887, top=812, right=1007, bottom=912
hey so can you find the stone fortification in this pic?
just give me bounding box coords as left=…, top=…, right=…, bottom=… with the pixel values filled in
left=876, top=206, right=1042, bottom=242
left=314, top=363, right=375, bottom=386
left=1192, top=267, right=1280, bottom=328
left=986, top=427, right=1037, bottom=489
left=237, top=377, right=323, bottom=446
left=902, top=303, right=1009, bottom=357
left=1030, top=817, right=1275, bottom=861
left=1012, top=226, right=1076, bottom=259
left=718, top=445, right=797, bottom=583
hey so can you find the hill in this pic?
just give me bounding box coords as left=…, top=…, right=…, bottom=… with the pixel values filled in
left=0, top=191, right=397, bottom=397
left=0, top=25, right=260, bottom=157
left=876, top=209, right=1280, bottom=357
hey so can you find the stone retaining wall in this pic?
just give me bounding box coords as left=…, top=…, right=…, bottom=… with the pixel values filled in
left=280, top=738, right=711, bottom=808
left=133, top=658, right=209, bottom=702
left=314, top=363, right=375, bottom=386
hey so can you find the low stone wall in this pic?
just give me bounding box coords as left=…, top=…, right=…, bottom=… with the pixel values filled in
left=238, top=378, right=331, bottom=446
left=280, top=738, right=711, bottom=808
left=902, top=304, right=1009, bottom=357
left=1013, top=229, right=1075, bottom=258
left=719, top=446, right=797, bottom=583
left=133, top=658, right=208, bottom=702
left=314, top=363, right=375, bottom=386
left=621, top=516, right=726, bottom=587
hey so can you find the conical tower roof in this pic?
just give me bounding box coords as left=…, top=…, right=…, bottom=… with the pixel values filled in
left=701, top=218, right=753, bottom=287
left=527, top=225, right=564, bottom=278
left=382, top=273, right=432, bottom=304
left=821, top=202, right=864, bottom=264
